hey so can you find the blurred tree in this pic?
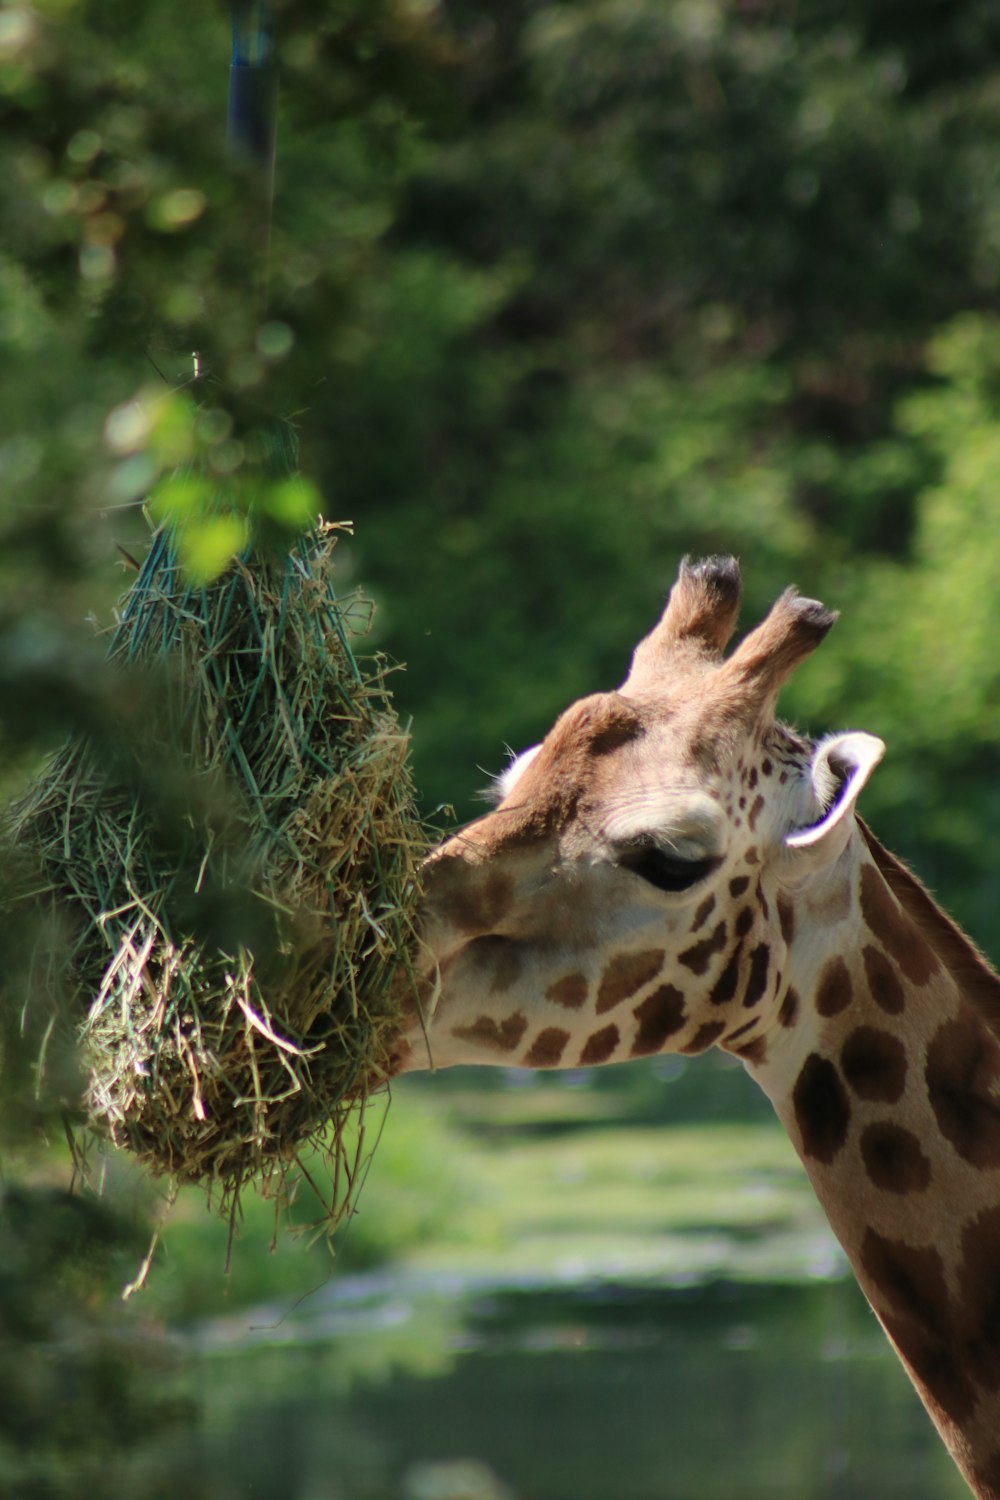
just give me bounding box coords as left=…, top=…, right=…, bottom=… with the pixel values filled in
left=3, top=0, right=1000, bottom=1191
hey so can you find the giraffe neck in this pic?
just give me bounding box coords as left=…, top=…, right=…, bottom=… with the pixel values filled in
left=754, top=826, right=1000, bottom=1500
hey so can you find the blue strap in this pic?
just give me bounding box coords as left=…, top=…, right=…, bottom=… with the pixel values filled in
left=228, top=1, right=276, bottom=170
left=231, top=0, right=271, bottom=68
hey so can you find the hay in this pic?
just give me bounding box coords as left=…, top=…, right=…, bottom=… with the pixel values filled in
left=8, top=521, right=429, bottom=1231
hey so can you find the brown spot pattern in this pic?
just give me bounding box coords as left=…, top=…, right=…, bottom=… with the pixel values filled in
left=741, top=943, right=771, bottom=1009
left=452, top=1012, right=528, bottom=1053
left=691, top=893, right=717, bottom=933
left=680, top=1021, right=726, bottom=1054
left=735, top=907, right=754, bottom=939
left=525, top=1027, right=571, bottom=1068
left=725, top=1017, right=759, bottom=1043
left=467, top=935, right=523, bottom=994
left=446, top=871, right=514, bottom=936
left=679, top=920, right=728, bottom=976
left=860, top=1123, right=931, bottom=1193
left=596, top=949, right=665, bottom=1015
left=747, top=794, right=765, bottom=832
left=735, top=1037, right=767, bottom=1066
left=710, top=942, right=744, bottom=1006
left=862, top=1229, right=976, bottom=1424
left=859, top=1207, right=1000, bottom=1441
left=579, top=1024, right=620, bottom=1066
left=841, top=1026, right=907, bottom=1102
left=546, top=973, right=588, bottom=1010
left=778, top=988, right=800, bottom=1028
left=925, top=1016, right=1000, bottom=1168
left=777, top=895, right=795, bottom=946
left=815, top=956, right=853, bottom=1018
left=958, top=1206, right=1000, bottom=1392
left=972, top=1452, right=1000, bottom=1500
left=729, top=876, right=750, bottom=898
left=863, top=944, right=905, bottom=1015
left=860, top=863, right=940, bottom=985
left=792, top=1053, right=850, bottom=1164
left=630, top=985, right=687, bottom=1056
left=755, top=879, right=770, bottom=921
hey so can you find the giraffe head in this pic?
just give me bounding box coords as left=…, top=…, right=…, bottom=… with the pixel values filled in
left=394, top=557, right=885, bottom=1076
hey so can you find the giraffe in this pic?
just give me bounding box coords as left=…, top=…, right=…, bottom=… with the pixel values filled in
left=390, top=556, right=1000, bottom=1500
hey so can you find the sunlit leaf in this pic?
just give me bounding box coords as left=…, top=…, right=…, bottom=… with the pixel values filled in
left=148, top=471, right=215, bottom=524
left=260, top=475, right=321, bottom=530
left=177, top=514, right=249, bottom=582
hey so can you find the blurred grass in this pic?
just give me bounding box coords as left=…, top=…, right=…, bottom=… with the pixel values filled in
left=1, top=1065, right=832, bottom=1331
left=128, top=1077, right=831, bottom=1324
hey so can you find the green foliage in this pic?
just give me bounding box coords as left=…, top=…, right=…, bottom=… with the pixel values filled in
left=4, top=0, right=1000, bottom=1343
left=0, top=1182, right=200, bottom=1500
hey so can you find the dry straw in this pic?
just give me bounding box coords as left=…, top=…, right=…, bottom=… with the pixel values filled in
left=9, top=520, right=429, bottom=1233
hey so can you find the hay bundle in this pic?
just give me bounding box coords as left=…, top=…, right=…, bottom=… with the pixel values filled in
left=9, top=521, right=428, bottom=1226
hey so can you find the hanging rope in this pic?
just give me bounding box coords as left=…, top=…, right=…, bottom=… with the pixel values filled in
left=227, top=0, right=276, bottom=311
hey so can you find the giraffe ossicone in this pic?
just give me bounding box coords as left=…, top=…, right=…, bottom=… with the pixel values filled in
left=392, top=555, right=1000, bottom=1500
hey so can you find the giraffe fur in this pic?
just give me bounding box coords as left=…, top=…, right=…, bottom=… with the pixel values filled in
left=389, top=556, right=1000, bottom=1500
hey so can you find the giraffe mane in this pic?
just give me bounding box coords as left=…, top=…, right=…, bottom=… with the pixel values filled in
left=858, top=817, right=1000, bottom=1040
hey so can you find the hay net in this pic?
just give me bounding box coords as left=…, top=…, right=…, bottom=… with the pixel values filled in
left=9, top=522, right=428, bottom=1229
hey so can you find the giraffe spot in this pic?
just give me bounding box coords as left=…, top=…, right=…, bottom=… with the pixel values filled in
left=744, top=848, right=760, bottom=866
left=738, top=795, right=747, bottom=810
left=777, top=895, right=795, bottom=946
left=860, top=864, right=940, bottom=985
left=863, top=944, right=905, bottom=1014
left=762, top=758, right=774, bottom=777
left=596, top=949, right=665, bottom=1015
left=748, top=766, right=759, bottom=790
left=747, top=794, right=765, bottom=832
left=779, top=770, right=788, bottom=785
left=862, top=1228, right=949, bottom=1334
left=841, top=1026, right=907, bottom=1102
left=680, top=1021, right=726, bottom=1054
left=452, top=1012, right=528, bottom=1053
left=754, top=878, right=770, bottom=921
left=860, top=1123, right=931, bottom=1193
left=972, top=1452, right=1000, bottom=1500
left=524, top=1027, right=571, bottom=1068
left=792, top=1053, right=850, bottom=1164
left=735, top=1036, right=767, bottom=1066
left=729, top=876, right=750, bottom=898
left=690, top=892, right=717, bottom=934
left=546, top=973, right=588, bottom=1010
left=861, top=1228, right=976, bottom=1425
left=741, top=943, right=771, bottom=1009
left=735, top=906, right=754, bottom=939
left=710, top=941, right=744, bottom=1006
left=815, top=956, right=853, bottom=1017
left=446, top=871, right=514, bottom=936
left=679, top=920, right=728, bottom=976
left=463, top=936, right=523, bottom=994
left=630, top=984, right=687, bottom=1056
left=579, top=1024, right=619, bottom=1066
left=778, top=988, right=800, bottom=1028
left=926, top=1016, right=1000, bottom=1168
left=958, top=1207, right=1000, bottom=1392
left=725, top=1016, right=759, bottom=1043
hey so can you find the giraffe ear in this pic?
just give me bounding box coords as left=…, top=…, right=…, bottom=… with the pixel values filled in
left=782, top=732, right=885, bottom=872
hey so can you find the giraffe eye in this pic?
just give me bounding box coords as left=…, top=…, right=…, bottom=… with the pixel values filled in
left=616, top=841, right=720, bottom=894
